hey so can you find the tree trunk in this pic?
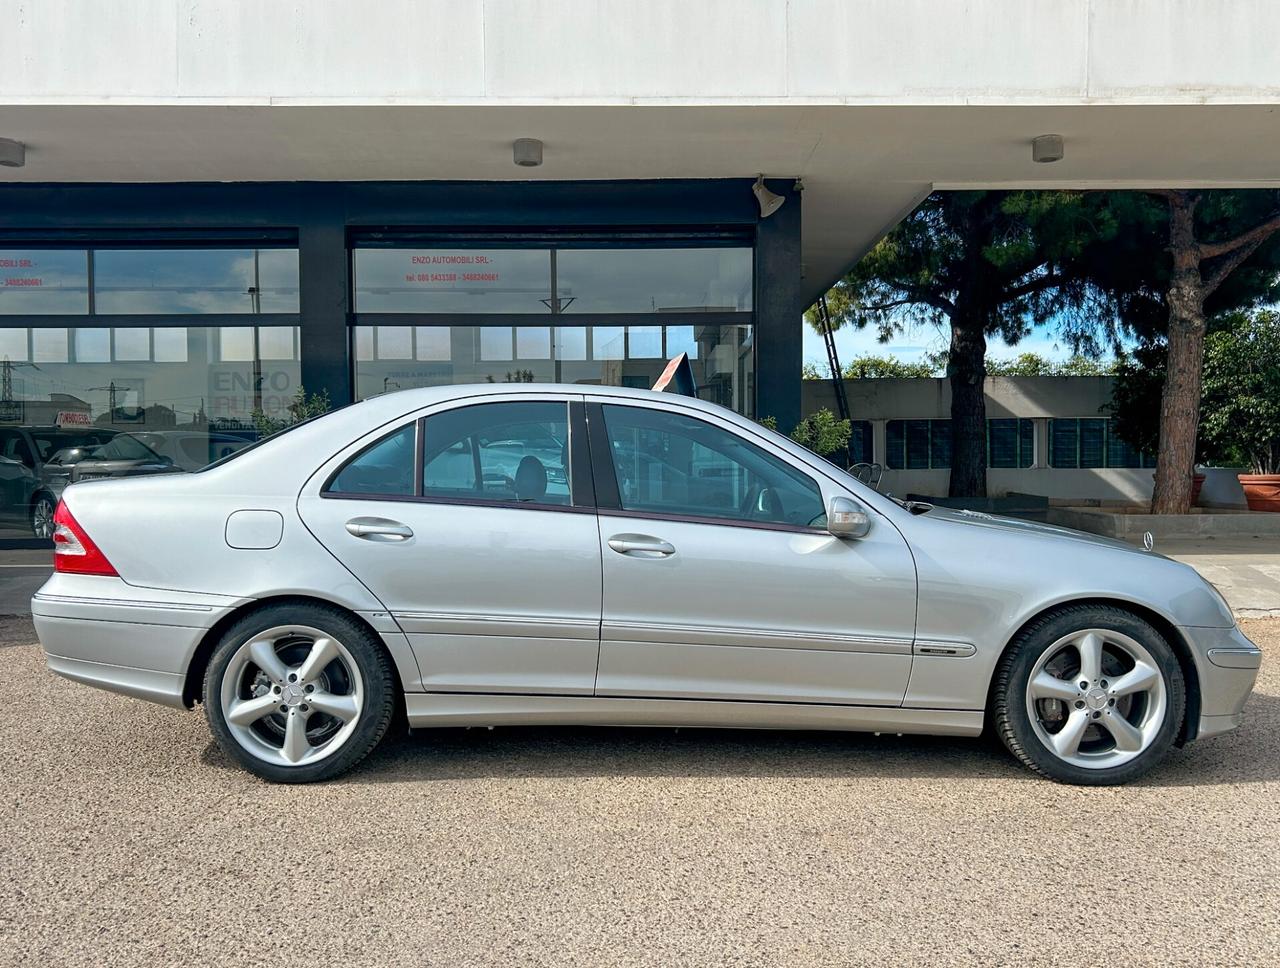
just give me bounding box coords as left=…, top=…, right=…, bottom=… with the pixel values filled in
left=1151, top=193, right=1206, bottom=514
left=948, top=316, right=988, bottom=498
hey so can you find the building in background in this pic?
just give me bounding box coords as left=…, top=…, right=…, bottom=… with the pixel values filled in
left=1, top=1, right=1279, bottom=545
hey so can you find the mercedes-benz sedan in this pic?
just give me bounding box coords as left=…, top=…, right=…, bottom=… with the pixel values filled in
left=33, top=385, right=1261, bottom=784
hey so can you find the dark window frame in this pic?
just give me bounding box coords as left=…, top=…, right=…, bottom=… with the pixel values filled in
left=1049, top=417, right=1156, bottom=469
left=320, top=399, right=596, bottom=514
left=585, top=400, right=829, bottom=536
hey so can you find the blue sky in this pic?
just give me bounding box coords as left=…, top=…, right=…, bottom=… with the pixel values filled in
left=800, top=318, right=1115, bottom=371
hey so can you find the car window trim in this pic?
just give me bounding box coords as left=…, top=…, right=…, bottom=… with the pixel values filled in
left=321, top=422, right=418, bottom=498
left=586, top=399, right=828, bottom=533
left=599, top=506, right=828, bottom=536
left=322, top=397, right=589, bottom=513
left=318, top=489, right=592, bottom=515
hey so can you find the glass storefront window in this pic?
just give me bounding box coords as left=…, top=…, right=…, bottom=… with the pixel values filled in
left=351, top=246, right=753, bottom=315
left=557, top=248, right=752, bottom=314
left=353, top=323, right=755, bottom=416
left=0, top=325, right=300, bottom=539
left=0, top=250, right=90, bottom=314
left=353, top=249, right=552, bottom=313
left=93, top=248, right=299, bottom=314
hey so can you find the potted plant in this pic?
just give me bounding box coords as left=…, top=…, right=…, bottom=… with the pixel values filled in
left=1199, top=311, right=1280, bottom=511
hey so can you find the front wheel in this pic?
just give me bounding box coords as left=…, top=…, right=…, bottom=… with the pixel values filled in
left=993, top=605, right=1186, bottom=785
left=204, top=604, right=396, bottom=783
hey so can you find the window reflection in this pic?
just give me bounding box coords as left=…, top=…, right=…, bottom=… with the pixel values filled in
left=0, top=325, right=300, bottom=540
left=354, top=249, right=552, bottom=313
left=353, top=324, right=754, bottom=416
left=0, top=250, right=90, bottom=314
left=93, top=248, right=299, bottom=315
left=557, top=248, right=752, bottom=314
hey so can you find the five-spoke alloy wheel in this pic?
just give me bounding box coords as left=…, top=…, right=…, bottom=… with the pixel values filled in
left=205, top=604, right=395, bottom=783
left=994, top=605, right=1186, bottom=785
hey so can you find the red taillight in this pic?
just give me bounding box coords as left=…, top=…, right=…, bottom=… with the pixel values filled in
left=52, top=500, right=118, bottom=576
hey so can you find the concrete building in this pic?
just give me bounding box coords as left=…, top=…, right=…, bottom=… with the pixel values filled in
left=803, top=375, right=1159, bottom=503
left=1, top=0, right=1278, bottom=546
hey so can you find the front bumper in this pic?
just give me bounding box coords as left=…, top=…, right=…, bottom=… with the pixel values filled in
left=32, top=574, right=245, bottom=708
left=1180, top=624, right=1263, bottom=741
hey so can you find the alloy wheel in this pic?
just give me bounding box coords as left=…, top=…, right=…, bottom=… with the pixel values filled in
left=1025, top=628, right=1168, bottom=770
left=32, top=497, right=55, bottom=539
left=219, top=625, right=365, bottom=768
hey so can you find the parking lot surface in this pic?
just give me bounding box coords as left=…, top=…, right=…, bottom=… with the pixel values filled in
left=1, top=616, right=1277, bottom=967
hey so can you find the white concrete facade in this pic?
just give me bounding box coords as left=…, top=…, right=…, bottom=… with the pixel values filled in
left=6, top=1, right=1280, bottom=106
left=4, top=1, right=1280, bottom=299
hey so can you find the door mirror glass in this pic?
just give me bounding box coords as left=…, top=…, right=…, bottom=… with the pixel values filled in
left=827, top=496, right=871, bottom=539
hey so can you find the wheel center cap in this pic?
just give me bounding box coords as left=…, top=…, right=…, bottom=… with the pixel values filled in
left=1085, top=687, right=1109, bottom=711
left=282, top=683, right=305, bottom=706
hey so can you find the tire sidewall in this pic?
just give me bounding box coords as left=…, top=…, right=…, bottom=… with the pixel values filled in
left=204, top=604, right=394, bottom=783
left=1000, top=607, right=1186, bottom=785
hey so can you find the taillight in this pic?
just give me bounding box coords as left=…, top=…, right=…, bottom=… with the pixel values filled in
left=52, top=500, right=118, bottom=576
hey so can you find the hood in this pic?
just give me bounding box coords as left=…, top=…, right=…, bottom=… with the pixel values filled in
left=919, top=506, right=1162, bottom=558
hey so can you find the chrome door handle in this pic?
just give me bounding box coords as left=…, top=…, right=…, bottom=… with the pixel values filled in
left=345, top=517, right=413, bottom=541
left=607, top=534, right=676, bottom=557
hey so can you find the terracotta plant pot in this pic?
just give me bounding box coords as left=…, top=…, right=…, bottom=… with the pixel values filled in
left=1238, top=474, right=1280, bottom=512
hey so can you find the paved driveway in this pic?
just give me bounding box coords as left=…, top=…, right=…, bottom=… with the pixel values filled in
left=1, top=617, right=1277, bottom=967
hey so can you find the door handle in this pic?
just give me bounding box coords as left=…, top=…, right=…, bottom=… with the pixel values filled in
left=345, top=517, right=414, bottom=541
left=607, top=534, right=676, bottom=557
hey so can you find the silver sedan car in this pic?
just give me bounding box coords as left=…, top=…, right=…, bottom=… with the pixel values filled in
left=34, top=384, right=1261, bottom=784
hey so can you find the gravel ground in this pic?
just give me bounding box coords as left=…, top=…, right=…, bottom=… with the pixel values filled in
left=1, top=617, right=1277, bottom=967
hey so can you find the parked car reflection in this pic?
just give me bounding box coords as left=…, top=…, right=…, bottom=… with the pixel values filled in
left=60, top=430, right=253, bottom=484
left=0, top=426, right=119, bottom=538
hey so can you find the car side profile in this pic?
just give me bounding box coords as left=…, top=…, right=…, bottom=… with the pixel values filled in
left=33, top=384, right=1261, bottom=784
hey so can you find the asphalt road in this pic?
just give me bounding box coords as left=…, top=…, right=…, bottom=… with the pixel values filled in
left=1, top=617, right=1277, bottom=967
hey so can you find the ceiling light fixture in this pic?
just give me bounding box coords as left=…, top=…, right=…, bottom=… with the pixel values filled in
left=1031, top=134, right=1064, bottom=164
left=513, top=138, right=544, bottom=168
left=752, top=175, right=786, bottom=218
left=0, top=138, right=25, bottom=168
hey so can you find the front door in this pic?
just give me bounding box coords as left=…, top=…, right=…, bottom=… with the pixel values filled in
left=588, top=399, right=918, bottom=706
left=298, top=396, right=602, bottom=695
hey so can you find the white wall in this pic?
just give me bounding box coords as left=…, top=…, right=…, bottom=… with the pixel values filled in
left=4, top=1, right=1279, bottom=104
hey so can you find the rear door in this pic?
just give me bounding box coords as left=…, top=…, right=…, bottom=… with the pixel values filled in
left=297, top=395, right=603, bottom=695
left=587, top=398, right=918, bottom=706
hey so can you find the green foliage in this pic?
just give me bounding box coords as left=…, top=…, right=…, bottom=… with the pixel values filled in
left=804, top=350, right=1114, bottom=380
left=1199, top=311, right=1280, bottom=474
left=806, top=190, right=1120, bottom=352
left=788, top=409, right=852, bottom=458
left=757, top=409, right=852, bottom=459
left=1105, top=343, right=1171, bottom=460
left=842, top=354, right=941, bottom=379
left=1080, top=190, right=1280, bottom=340
left=986, top=352, right=1117, bottom=376
left=251, top=386, right=331, bottom=438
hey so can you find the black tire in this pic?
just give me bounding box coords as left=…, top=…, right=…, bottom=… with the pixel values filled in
left=992, top=604, right=1186, bottom=786
left=30, top=493, right=56, bottom=539
left=203, top=602, right=396, bottom=783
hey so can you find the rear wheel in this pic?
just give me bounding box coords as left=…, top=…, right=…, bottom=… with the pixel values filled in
left=31, top=494, right=56, bottom=539
left=993, top=605, right=1185, bottom=785
left=204, top=604, right=396, bottom=783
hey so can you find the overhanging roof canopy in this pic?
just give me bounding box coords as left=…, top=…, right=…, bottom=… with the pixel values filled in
left=3, top=1, right=1280, bottom=304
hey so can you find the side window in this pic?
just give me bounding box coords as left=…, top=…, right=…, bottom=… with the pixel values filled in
left=326, top=424, right=415, bottom=496
left=600, top=404, right=825, bottom=528
left=423, top=401, right=571, bottom=507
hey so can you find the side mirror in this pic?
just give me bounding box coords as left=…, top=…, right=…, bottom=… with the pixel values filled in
left=827, top=495, right=871, bottom=539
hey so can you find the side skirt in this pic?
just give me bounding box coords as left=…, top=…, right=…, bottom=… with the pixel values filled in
left=403, top=693, right=984, bottom=736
